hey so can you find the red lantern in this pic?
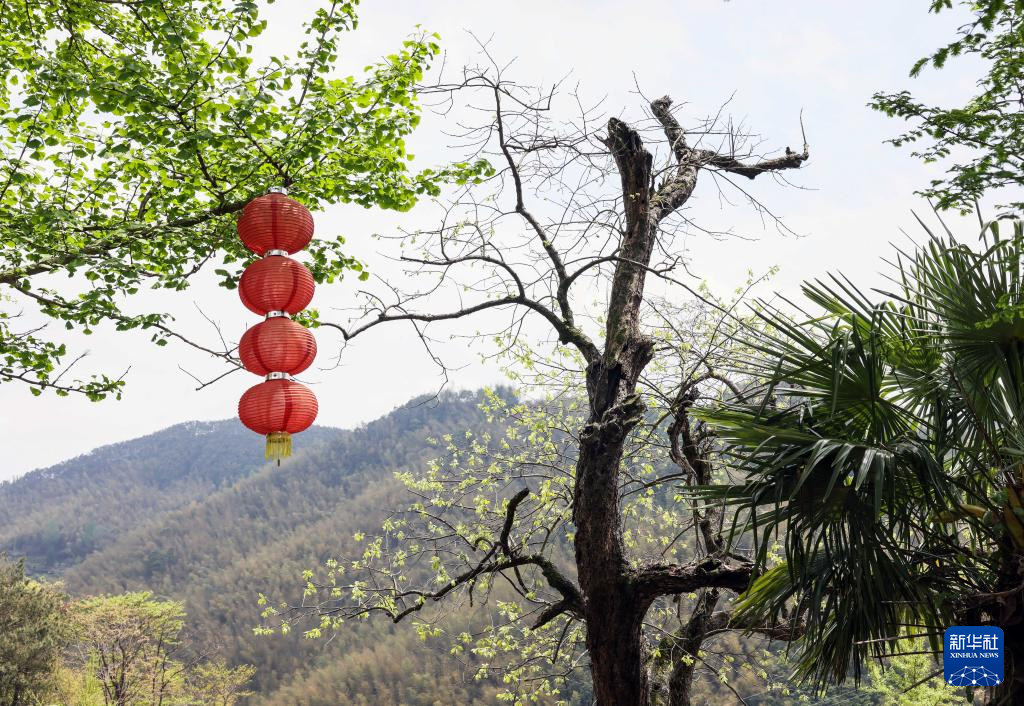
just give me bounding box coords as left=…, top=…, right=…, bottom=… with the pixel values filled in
left=237, top=192, right=314, bottom=255
left=238, top=379, right=319, bottom=459
left=238, top=255, right=315, bottom=315
left=234, top=187, right=319, bottom=463
left=238, top=317, right=317, bottom=376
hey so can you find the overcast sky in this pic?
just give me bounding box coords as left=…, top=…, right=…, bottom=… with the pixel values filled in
left=1, top=1, right=991, bottom=481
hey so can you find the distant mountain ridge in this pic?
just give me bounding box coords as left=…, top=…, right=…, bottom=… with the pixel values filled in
left=0, top=418, right=342, bottom=575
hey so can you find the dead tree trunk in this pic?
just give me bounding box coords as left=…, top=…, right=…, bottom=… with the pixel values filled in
left=573, top=106, right=806, bottom=704
left=573, top=116, right=658, bottom=706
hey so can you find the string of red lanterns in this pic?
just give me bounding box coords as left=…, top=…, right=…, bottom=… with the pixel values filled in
left=236, top=187, right=319, bottom=463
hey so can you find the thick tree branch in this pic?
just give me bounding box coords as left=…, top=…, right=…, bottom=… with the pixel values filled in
left=667, top=588, right=721, bottom=706
left=531, top=599, right=576, bottom=630
left=649, top=96, right=701, bottom=222
left=667, top=377, right=727, bottom=555
left=600, top=117, right=656, bottom=370
left=634, top=557, right=753, bottom=603
left=531, top=554, right=584, bottom=619
left=703, top=148, right=809, bottom=179
left=382, top=488, right=583, bottom=627
left=648, top=95, right=808, bottom=222
left=388, top=554, right=541, bottom=622
left=499, top=488, right=531, bottom=553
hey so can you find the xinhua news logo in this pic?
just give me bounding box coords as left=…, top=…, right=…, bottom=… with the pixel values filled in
left=944, top=626, right=1004, bottom=687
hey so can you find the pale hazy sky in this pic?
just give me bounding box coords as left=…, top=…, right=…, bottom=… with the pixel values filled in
left=1, top=1, right=989, bottom=481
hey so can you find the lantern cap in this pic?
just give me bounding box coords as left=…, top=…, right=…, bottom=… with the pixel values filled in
left=266, top=185, right=289, bottom=195
left=264, top=248, right=288, bottom=257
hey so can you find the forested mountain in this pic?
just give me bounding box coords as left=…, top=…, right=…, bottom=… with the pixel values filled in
left=0, top=420, right=340, bottom=575
left=1, top=391, right=527, bottom=704
left=1, top=391, right=879, bottom=705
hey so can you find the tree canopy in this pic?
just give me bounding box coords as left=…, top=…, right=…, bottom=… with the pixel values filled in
left=872, top=0, right=1024, bottom=212
left=0, top=557, right=72, bottom=706
left=0, top=0, right=485, bottom=400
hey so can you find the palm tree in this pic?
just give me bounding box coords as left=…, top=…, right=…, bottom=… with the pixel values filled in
left=698, top=217, right=1024, bottom=704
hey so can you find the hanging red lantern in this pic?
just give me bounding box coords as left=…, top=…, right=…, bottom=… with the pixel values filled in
left=238, top=255, right=315, bottom=315
left=238, top=317, right=317, bottom=376
left=237, top=192, right=314, bottom=255
left=234, top=186, right=320, bottom=463
left=238, top=379, right=319, bottom=459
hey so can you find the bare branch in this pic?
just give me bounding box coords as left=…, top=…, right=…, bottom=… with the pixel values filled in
left=648, top=95, right=808, bottom=222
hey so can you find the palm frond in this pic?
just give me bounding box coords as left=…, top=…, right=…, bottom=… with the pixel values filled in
left=699, top=216, right=1024, bottom=687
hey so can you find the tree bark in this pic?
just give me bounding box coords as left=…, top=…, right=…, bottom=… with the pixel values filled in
left=579, top=576, right=652, bottom=706
left=575, top=361, right=652, bottom=704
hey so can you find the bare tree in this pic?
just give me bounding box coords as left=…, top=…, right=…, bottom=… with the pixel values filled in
left=269, top=60, right=810, bottom=705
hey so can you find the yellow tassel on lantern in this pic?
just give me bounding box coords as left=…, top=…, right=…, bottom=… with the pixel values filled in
left=266, top=432, right=292, bottom=465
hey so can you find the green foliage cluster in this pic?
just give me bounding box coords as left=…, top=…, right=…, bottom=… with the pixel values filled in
left=872, top=0, right=1024, bottom=211
left=0, top=0, right=489, bottom=399
left=0, top=557, right=72, bottom=705
left=866, top=640, right=966, bottom=706
left=61, top=592, right=253, bottom=706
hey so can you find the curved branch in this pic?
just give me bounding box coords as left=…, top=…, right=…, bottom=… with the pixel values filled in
left=702, top=144, right=809, bottom=179
left=376, top=488, right=584, bottom=627
left=325, top=250, right=599, bottom=359
left=492, top=85, right=599, bottom=363
left=648, top=95, right=808, bottom=223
